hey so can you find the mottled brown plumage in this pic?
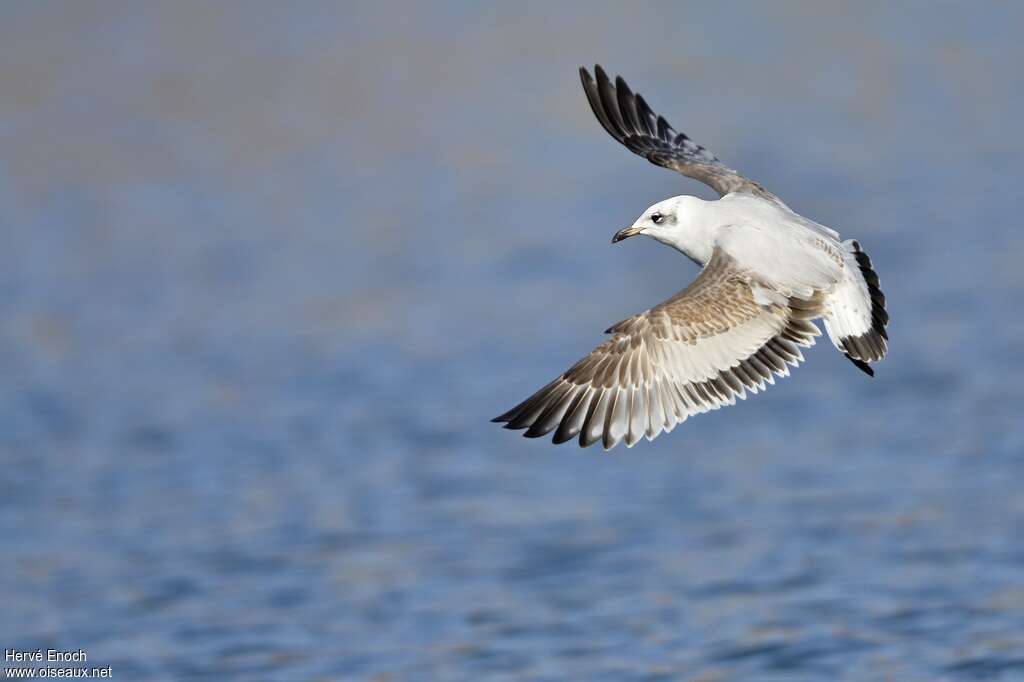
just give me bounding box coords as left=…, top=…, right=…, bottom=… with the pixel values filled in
left=494, top=66, right=889, bottom=449
left=493, top=250, right=825, bottom=449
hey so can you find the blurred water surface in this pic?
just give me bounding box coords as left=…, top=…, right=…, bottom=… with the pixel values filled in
left=2, top=2, right=1024, bottom=680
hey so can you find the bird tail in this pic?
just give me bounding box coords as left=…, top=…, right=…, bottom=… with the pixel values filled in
left=823, top=240, right=889, bottom=376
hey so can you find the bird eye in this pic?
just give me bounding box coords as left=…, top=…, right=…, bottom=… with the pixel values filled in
left=651, top=212, right=663, bottom=224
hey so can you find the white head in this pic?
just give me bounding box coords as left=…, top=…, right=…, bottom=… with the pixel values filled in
left=611, top=195, right=715, bottom=265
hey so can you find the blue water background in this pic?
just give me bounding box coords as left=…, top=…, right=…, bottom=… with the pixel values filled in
left=2, top=3, right=1023, bottom=680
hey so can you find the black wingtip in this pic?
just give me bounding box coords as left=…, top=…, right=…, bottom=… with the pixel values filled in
left=491, top=409, right=514, bottom=423
left=848, top=356, right=875, bottom=377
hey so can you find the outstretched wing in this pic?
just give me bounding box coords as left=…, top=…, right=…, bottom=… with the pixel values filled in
left=493, top=249, right=824, bottom=449
left=580, top=64, right=777, bottom=202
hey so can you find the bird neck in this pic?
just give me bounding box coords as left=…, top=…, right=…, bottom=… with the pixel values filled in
left=659, top=210, right=718, bottom=267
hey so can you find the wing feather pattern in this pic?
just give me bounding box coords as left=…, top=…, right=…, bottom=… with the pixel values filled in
left=580, top=65, right=778, bottom=202
left=493, top=249, right=825, bottom=449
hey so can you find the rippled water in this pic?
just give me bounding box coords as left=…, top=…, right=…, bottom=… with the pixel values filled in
left=2, top=3, right=1024, bottom=680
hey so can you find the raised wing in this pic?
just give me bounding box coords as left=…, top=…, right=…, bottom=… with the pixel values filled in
left=493, top=249, right=824, bottom=449
left=580, top=65, right=777, bottom=202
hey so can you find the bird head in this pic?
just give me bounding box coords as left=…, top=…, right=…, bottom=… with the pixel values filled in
left=611, top=195, right=702, bottom=243
left=611, top=195, right=713, bottom=265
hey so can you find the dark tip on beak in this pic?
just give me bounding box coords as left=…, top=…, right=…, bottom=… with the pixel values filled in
left=612, top=226, right=643, bottom=243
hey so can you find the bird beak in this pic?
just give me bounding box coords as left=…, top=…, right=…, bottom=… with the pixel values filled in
left=612, top=225, right=644, bottom=243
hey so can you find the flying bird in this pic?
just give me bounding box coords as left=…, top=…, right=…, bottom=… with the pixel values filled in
left=493, top=65, right=889, bottom=450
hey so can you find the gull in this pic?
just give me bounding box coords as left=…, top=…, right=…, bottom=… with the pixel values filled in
left=493, top=65, right=889, bottom=450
